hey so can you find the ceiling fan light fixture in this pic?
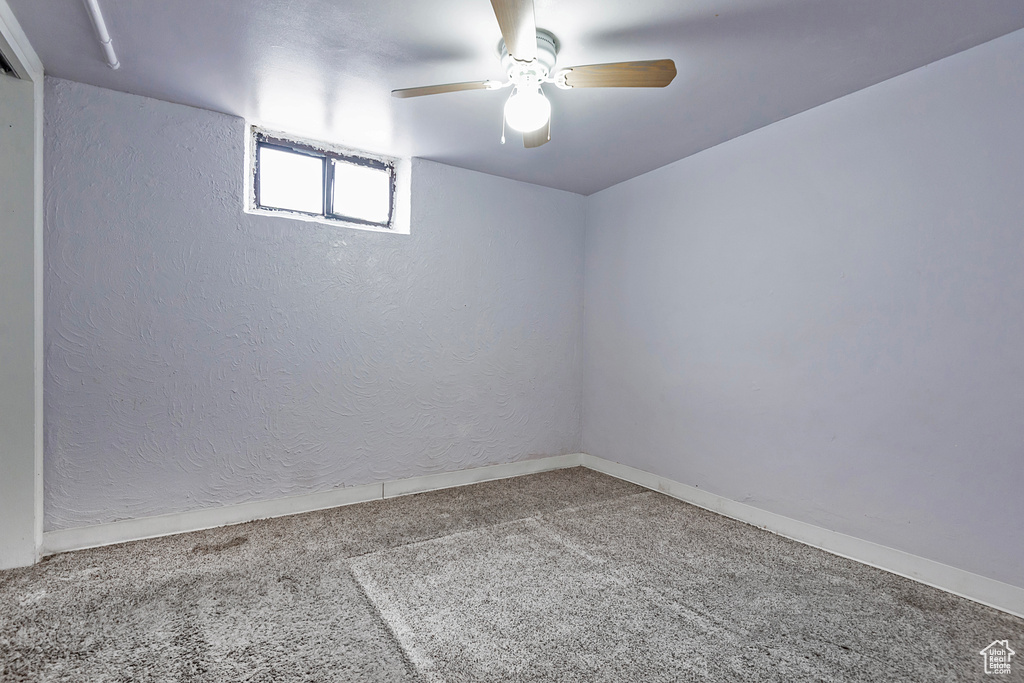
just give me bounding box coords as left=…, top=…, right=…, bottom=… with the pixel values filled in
left=504, top=85, right=550, bottom=133
left=390, top=1, right=677, bottom=148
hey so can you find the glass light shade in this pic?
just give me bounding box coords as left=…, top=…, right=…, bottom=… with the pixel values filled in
left=503, top=87, right=551, bottom=133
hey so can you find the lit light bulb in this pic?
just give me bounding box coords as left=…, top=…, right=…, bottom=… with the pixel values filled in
left=503, top=86, right=551, bottom=133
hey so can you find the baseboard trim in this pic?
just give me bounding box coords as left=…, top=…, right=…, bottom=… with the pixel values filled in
left=383, top=453, right=584, bottom=498
left=41, top=454, right=584, bottom=556
left=41, top=481, right=384, bottom=556
left=580, top=454, right=1024, bottom=619
left=40, top=451, right=1022, bottom=618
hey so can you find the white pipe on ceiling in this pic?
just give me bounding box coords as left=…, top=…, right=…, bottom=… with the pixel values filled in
left=82, top=0, right=119, bottom=70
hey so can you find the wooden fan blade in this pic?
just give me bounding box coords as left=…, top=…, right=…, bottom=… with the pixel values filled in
left=392, top=81, right=492, bottom=98
left=523, top=120, right=550, bottom=148
left=561, top=59, right=677, bottom=88
left=491, top=0, right=537, bottom=62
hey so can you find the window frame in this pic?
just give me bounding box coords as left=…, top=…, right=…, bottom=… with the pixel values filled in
left=253, top=131, right=397, bottom=230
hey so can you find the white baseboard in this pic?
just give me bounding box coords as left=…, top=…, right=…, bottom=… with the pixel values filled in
left=580, top=454, right=1024, bottom=619
left=39, top=450, right=1022, bottom=619
left=41, top=481, right=384, bottom=556
left=41, top=454, right=584, bottom=556
left=383, top=453, right=584, bottom=498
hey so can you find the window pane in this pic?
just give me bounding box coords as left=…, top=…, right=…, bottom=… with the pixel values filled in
left=332, top=161, right=391, bottom=225
left=258, top=146, right=323, bottom=214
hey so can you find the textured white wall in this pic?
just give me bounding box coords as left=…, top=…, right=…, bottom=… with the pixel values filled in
left=44, top=77, right=584, bottom=531
left=0, top=72, right=39, bottom=568
left=583, top=29, right=1024, bottom=588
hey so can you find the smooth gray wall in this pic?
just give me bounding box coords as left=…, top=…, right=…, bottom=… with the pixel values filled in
left=44, top=77, right=584, bottom=531
left=0, top=71, right=40, bottom=568
left=583, top=29, right=1024, bottom=588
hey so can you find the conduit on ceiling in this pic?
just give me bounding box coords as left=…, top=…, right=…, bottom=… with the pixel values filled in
left=82, top=0, right=119, bottom=70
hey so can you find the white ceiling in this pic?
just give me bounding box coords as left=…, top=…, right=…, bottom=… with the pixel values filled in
left=10, top=0, right=1024, bottom=194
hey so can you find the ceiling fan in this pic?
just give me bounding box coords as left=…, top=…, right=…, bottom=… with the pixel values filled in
left=392, top=0, right=677, bottom=148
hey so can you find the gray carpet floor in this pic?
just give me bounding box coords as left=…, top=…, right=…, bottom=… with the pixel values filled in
left=1, top=468, right=1021, bottom=682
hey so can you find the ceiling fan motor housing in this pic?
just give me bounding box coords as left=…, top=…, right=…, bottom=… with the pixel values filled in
left=499, top=29, right=558, bottom=80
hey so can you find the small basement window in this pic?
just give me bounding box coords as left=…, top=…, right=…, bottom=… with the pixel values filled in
left=252, top=130, right=397, bottom=230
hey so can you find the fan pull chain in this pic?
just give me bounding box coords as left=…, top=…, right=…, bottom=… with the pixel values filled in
left=500, top=115, right=506, bottom=144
